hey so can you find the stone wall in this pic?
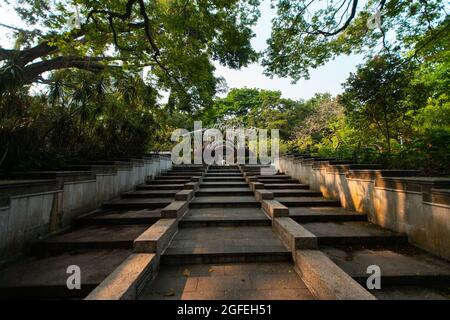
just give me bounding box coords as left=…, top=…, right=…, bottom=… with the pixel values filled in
left=0, top=154, right=172, bottom=264
left=277, top=155, right=450, bottom=261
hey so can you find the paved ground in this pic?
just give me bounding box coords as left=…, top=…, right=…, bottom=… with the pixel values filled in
left=141, top=165, right=315, bottom=300
left=140, top=262, right=314, bottom=300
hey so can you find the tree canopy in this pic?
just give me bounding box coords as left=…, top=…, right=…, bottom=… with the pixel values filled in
left=263, top=0, right=449, bottom=80
left=0, top=0, right=261, bottom=110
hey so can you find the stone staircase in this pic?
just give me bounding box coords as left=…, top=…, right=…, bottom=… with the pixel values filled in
left=0, top=165, right=205, bottom=299
left=1, top=162, right=449, bottom=300
left=140, top=165, right=315, bottom=300
left=242, top=164, right=450, bottom=300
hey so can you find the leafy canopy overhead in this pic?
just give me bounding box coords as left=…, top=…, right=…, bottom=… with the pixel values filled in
left=263, top=0, right=449, bottom=81
left=0, top=0, right=261, bottom=110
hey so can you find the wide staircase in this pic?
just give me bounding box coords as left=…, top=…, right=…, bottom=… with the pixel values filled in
left=140, top=165, right=314, bottom=300
left=1, top=163, right=450, bottom=300
left=0, top=164, right=204, bottom=299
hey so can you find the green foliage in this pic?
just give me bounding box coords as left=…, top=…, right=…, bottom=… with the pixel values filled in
left=0, top=69, right=163, bottom=172
left=263, top=0, right=448, bottom=81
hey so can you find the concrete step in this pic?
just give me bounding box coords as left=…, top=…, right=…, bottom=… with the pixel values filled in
left=302, top=221, right=408, bottom=246
left=207, top=170, right=242, bottom=173
left=202, top=177, right=245, bottom=182
left=254, top=175, right=292, bottom=180
left=148, top=179, right=190, bottom=184
left=30, top=225, right=149, bottom=256
left=157, top=176, right=194, bottom=180
left=200, top=182, right=248, bottom=188
left=263, top=183, right=309, bottom=189
left=121, top=190, right=178, bottom=198
left=76, top=209, right=161, bottom=226
left=140, top=262, right=315, bottom=300
left=0, top=249, right=131, bottom=299
left=172, top=165, right=206, bottom=170
left=196, top=188, right=253, bottom=196
left=162, top=172, right=203, bottom=176
left=205, top=172, right=243, bottom=176
left=258, top=178, right=299, bottom=183
left=322, top=245, right=450, bottom=291
left=180, top=208, right=270, bottom=227
left=289, top=207, right=367, bottom=222
left=161, top=226, right=291, bottom=265
left=269, top=189, right=323, bottom=197
left=103, top=197, right=173, bottom=210
left=190, top=196, right=261, bottom=208
left=137, top=183, right=184, bottom=190
left=277, top=197, right=341, bottom=207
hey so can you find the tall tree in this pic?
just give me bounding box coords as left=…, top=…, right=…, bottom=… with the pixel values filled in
left=263, top=0, right=449, bottom=80
left=0, top=0, right=261, bottom=110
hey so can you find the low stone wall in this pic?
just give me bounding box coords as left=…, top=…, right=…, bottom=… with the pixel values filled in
left=0, top=154, right=172, bottom=263
left=277, top=155, right=450, bottom=261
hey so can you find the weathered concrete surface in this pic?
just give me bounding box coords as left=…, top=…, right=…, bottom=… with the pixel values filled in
left=161, top=201, right=188, bottom=219
left=134, top=219, right=178, bottom=254
left=174, top=190, right=194, bottom=201
left=0, top=156, right=171, bottom=263
left=255, top=190, right=274, bottom=201
left=289, top=206, right=367, bottom=222
left=182, top=207, right=269, bottom=224
left=140, top=262, right=315, bottom=300
left=295, top=250, right=376, bottom=300
left=31, top=224, right=149, bottom=256
left=0, top=249, right=132, bottom=299
left=261, top=200, right=289, bottom=219
left=277, top=156, right=450, bottom=261
left=301, top=221, right=407, bottom=246
left=77, top=209, right=161, bottom=225
left=86, top=253, right=157, bottom=300
left=273, top=217, right=318, bottom=251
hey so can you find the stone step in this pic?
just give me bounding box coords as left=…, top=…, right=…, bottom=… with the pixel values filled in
left=122, top=190, right=178, bottom=198
left=76, top=209, right=161, bottom=226
left=148, top=179, right=190, bottom=184
left=202, top=177, right=245, bottom=182
left=0, top=249, right=131, bottom=299
left=30, top=225, right=149, bottom=256
left=140, top=262, right=315, bottom=300
left=156, top=176, right=194, bottom=180
left=302, top=221, right=408, bottom=246
left=277, top=197, right=341, bottom=207
left=207, top=170, right=242, bottom=173
left=180, top=208, right=270, bottom=227
left=205, top=172, right=243, bottom=176
left=200, top=182, right=248, bottom=188
left=137, top=184, right=185, bottom=190
left=254, top=175, right=292, bottom=180
left=269, top=189, right=323, bottom=197
left=103, top=197, right=173, bottom=210
left=289, top=207, right=367, bottom=222
left=161, top=226, right=291, bottom=265
left=196, top=188, right=253, bottom=196
left=322, top=245, right=450, bottom=289
left=258, top=178, right=299, bottom=183
left=172, top=165, right=206, bottom=170
left=162, top=172, right=204, bottom=176
left=263, top=183, right=310, bottom=190
left=190, top=196, right=261, bottom=208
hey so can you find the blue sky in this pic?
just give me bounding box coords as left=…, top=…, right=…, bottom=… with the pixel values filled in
left=215, top=0, right=365, bottom=100
left=0, top=0, right=364, bottom=100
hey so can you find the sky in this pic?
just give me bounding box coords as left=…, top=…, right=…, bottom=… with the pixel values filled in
left=214, top=0, right=365, bottom=100
left=0, top=0, right=365, bottom=101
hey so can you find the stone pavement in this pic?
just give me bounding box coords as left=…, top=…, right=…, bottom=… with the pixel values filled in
left=140, top=165, right=316, bottom=300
